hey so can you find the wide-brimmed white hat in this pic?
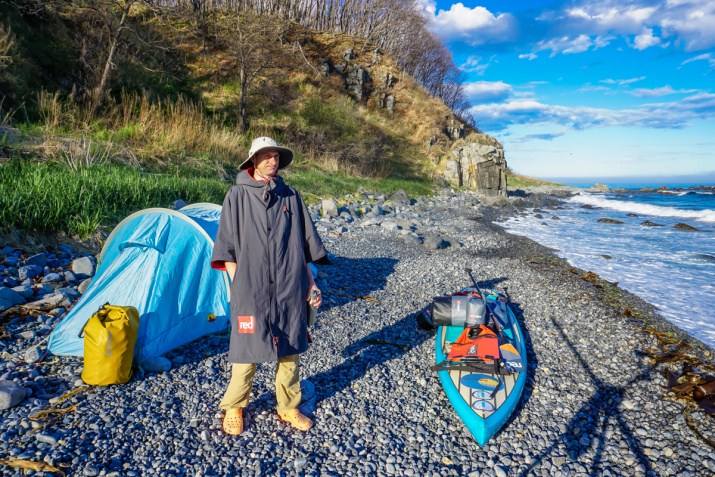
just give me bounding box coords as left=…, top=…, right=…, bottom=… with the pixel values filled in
left=239, top=137, right=294, bottom=171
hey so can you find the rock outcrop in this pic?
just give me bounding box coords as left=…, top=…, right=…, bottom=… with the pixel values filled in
left=443, top=133, right=507, bottom=197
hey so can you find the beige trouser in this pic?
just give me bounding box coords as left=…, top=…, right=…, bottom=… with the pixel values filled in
left=219, top=354, right=301, bottom=413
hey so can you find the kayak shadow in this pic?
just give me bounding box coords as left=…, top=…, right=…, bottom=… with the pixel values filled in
left=517, top=317, right=656, bottom=477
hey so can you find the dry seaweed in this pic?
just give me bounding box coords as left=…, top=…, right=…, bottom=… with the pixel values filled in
left=662, top=364, right=715, bottom=416
left=0, top=459, right=65, bottom=476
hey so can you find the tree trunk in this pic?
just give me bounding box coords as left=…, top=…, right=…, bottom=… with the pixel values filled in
left=92, top=1, right=132, bottom=118
left=238, top=67, right=247, bottom=134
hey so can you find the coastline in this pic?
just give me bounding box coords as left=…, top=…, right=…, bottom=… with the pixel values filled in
left=1, top=187, right=714, bottom=476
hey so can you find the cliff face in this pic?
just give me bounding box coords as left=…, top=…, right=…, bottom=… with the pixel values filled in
left=444, top=133, right=508, bottom=197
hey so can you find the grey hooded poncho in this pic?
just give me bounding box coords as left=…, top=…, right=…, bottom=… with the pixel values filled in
left=211, top=170, right=327, bottom=363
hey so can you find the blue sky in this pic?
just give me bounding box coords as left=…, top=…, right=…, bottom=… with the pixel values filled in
left=419, top=0, right=715, bottom=184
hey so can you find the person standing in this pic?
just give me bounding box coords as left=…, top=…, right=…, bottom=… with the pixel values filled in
left=211, top=137, right=326, bottom=435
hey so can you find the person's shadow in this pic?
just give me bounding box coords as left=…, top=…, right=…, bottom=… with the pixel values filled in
left=517, top=317, right=656, bottom=477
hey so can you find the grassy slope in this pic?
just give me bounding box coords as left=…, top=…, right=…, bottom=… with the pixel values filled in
left=0, top=7, right=543, bottom=240
left=506, top=169, right=562, bottom=189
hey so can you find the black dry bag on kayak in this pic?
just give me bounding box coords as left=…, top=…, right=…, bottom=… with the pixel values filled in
left=431, top=293, right=487, bottom=328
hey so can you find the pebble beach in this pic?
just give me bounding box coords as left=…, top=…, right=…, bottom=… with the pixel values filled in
left=1, top=187, right=714, bottom=477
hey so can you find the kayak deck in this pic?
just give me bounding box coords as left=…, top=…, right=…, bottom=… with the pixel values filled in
left=434, top=288, right=527, bottom=445
left=441, top=336, right=521, bottom=419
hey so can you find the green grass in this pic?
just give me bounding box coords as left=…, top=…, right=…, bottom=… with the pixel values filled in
left=0, top=160, right=229, bottom=238
left=0, top=160, right=435, bottom=238
left=284, top=166, right=434, bottom=202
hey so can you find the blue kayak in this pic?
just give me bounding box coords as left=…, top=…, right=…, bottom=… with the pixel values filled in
left=434, top=287, right=527, bottom=446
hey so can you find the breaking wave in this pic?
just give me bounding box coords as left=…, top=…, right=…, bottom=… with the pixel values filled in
left=569, top=194, right=715, bottom=223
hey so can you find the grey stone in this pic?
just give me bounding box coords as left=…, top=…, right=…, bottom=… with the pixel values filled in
left=423, top=236, right=449, bottom=250
left=0, top=287, right=26, bottom=311
left=444, top=133, right=507, bottom=196
left=3, top=255, right=19, bottom=267
left=36, top=433, right=58, bottom=445
left=63, top=270, right=78, bottom=282
left=139, top=357, right=172, bottom=373
left=18, top=330, right=36, bottom=339
left=41, top=272, right=63, bottom=283
left=385, top=95, right=395, bottom=114
left=387, top=189, right=410, bottom=206
left=23, top=293, right=64, bottom=310
left=18, top=265, right=43, bottom=281
left=401, top=234, right=423, bottom=246
left=170, top=199, right=187, bottom=210
left=381, top=222, right=401, bottom=232
left=11, top=285, right=33, bottom=299
left=25, top=347, right=43, bottom=364
left=322, top=199, right=339, bottom=217
left=25, top=253, right=47, bottom=268
left=674, top=223, right=699, bottom=231
left=597, top=218, right=625, bottom=224
left=78, top=278, right=93, bottom=294
left=294, top=457, right=308, bottom=470
left=55, top=287, right=81, bottom=302
left=72, top=257, right=96, bottom=277
left=0, top=380, right=27, bottom=410
left=58, top=244, right=76, bottom=255
left=83, top=465, right=99, bottom=476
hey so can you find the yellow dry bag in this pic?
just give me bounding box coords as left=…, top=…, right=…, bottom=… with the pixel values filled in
left=80, top=304, right=140, bottom=385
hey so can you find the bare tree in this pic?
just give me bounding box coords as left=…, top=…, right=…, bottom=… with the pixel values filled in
left=0, top=23, right=14, bottom=71
left=219, top=11, right=288, bottom=133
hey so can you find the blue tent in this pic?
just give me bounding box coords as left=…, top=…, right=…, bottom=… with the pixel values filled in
left=48, top=203, right=230, bottom=360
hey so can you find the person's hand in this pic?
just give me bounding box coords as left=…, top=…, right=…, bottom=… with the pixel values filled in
left=307, top=285, right=322, bottom=308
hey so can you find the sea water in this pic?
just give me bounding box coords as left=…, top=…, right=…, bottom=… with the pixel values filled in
left=502, top=185, right=715, bottom=347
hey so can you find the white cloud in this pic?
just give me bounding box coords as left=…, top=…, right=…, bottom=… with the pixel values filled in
left=634, top=28, right=662, bottom=49
left=535, top=35, right=593, bottom=56
left=460, top=56, right=489, bottom=75
left=519, top=53, right=537, bottom=60
left=629, top=85, right=700, bottom=97
left=463, top=81, right=513, bottom=103
left=576, top=84, right=612, bottom=93
left=681, top=52, right=715, bottom=68
left=470, top=93, right=715, bottom=132
left=427, top=3, right=519, bottom=45
left=660, top=0, right=715, bottom=51
left=468, top=0, right=715, bottom=57
left=600, top=76, right=647, bottom=85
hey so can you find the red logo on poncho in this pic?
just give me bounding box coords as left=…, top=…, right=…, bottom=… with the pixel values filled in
left=238, top=316, right=255, bottom=333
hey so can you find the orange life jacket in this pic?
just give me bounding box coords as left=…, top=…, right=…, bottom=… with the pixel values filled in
left=447, top=325, right=500, bottom=363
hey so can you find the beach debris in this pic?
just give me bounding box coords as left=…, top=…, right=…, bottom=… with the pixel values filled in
left=0, top=459, right=65, bottom=476
left=363, top=339, right=409, bottom=351
left=579, top=271, right=618, bottom=289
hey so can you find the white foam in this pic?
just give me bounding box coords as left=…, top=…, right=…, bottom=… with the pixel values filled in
left=502, top=211, right=715, bottom=347
left=569, top=194, right=715, bottom=222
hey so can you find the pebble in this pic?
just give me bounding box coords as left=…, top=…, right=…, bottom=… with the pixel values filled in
left=0, top=186, right=711, bottom=476
left=0, top=380, right=26, bottom=410
left=35, top=433, right=58, bottom=445
left=71, top=257, right=96, bottom=277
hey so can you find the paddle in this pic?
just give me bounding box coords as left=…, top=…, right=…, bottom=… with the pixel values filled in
left=464, top=269, right=524, bottom=372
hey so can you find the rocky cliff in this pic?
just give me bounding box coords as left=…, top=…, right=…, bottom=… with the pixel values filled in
left=319, top=48, right=508, bottom=196
left=443, top=133, right=508, bottom=197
